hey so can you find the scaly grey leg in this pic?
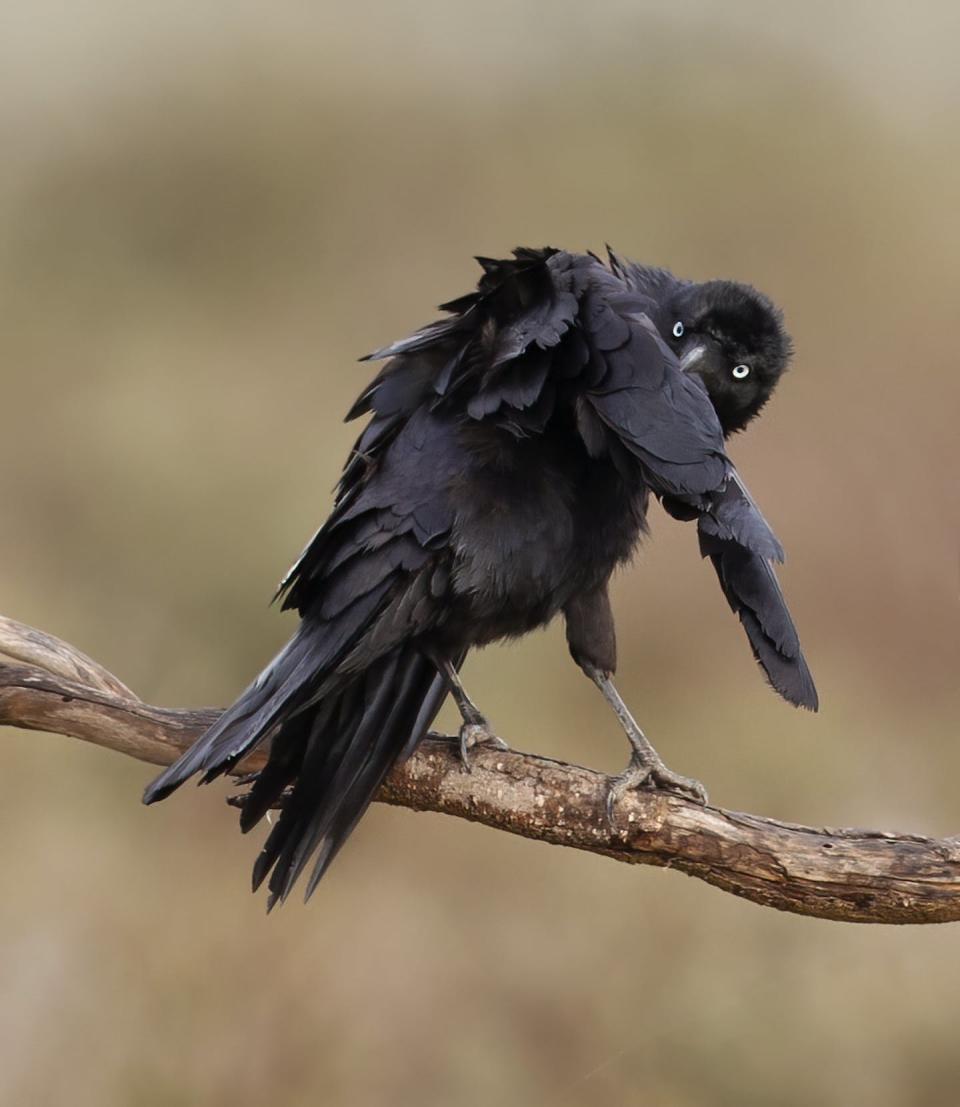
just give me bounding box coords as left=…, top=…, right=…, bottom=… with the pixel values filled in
left=436, top=657, right=509, bottom=771
left=586, top=666, right=708, bottom=816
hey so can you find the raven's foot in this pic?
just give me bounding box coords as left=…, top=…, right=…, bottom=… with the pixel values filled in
left=586, top=668, right=707, bottom=817
left=606, top=753, right=708, bottom=821
left=458, top=720, right=509, bottom=773
left=424, top=722, right=509, bottom=770
left=428, top=655, right=508, bottom=771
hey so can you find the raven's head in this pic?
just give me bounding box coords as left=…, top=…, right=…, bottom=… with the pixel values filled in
left=664, top=281, right=792, bottom=436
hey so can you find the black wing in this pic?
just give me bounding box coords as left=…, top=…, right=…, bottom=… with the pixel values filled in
left=145, top=401, right=458, bottom=805
left=571, top=268, right=816, bottom=709
left=574, top=263, right=817, bottom=710
left=352, top=246, right=816, bottom=709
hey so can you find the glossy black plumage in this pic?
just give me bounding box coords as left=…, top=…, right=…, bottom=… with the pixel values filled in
left=144, top=246, right=816, bottom=905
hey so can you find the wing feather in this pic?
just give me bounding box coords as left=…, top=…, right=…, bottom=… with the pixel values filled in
left=285, top=246, right=815, bottom=710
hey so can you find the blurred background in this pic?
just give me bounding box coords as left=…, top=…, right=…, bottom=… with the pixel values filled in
left=1, top=1, right=958, bottom=1104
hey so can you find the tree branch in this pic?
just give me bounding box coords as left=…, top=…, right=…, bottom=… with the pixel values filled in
left=2, top=614, right=958, bottom=924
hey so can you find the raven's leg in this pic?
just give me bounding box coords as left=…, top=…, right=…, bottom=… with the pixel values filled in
left=586, top=668, right=708, bottom=812
left=564, top=585, right=708, bottom=812
left=434, top=657, right=508, bottom=771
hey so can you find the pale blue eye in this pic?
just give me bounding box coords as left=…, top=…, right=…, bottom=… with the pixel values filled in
left=732, top=364, right=750, bottom=380
left=672, top=321, right=684, bottom=338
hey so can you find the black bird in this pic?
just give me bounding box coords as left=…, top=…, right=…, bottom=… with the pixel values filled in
left=144, top=247, right=817, bottom=906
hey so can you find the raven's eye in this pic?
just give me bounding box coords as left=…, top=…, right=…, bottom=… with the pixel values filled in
left=672, top=321, right=684, bottom=338
left=732, top=364, right=750, bottom=380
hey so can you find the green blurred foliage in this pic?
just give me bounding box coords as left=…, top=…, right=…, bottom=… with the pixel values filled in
left=0, top=3, right=958, bottom=1104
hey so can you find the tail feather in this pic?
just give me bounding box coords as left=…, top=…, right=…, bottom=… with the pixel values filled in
left=304, top=657, right=450, bottom=898
left=143, top=614, right=449, bottom=902
left=249, top=683, right=366, bottom=893
left=143, top=627, right=319, bottom=805
left=236, top=705, right=320, bottom=833
left=143, top=584, right=394, bottom=805
left=255, top=647, right=443, bottom=907
left=263, top=658, right=402, bottom=900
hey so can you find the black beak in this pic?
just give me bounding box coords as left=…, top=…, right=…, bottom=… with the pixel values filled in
left=678, top=343, right=709, bottom=373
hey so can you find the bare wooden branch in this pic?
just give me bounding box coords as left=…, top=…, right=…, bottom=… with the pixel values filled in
left=0, top=615, right=139, bottom=700
left=2, top=616, right=959, bottom=924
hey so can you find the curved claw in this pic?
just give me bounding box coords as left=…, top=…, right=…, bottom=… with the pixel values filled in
left=458, top=721, right=508, bottom=772
left=606, top=756, right=708, bottom=822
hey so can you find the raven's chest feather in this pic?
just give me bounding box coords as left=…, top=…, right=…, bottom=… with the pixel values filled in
left=446, top=424, right=647, bottom=640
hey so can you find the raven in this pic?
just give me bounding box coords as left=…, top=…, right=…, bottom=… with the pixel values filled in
left=145, top=247, right=817, bottom=906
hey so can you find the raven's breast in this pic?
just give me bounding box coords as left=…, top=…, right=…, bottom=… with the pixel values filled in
left=448, top=461, right=576, bottom=621
left=442, top=427, right=647, bottom=644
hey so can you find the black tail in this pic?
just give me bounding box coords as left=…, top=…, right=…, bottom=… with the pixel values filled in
left=144, top=629, right=448, bottom=906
